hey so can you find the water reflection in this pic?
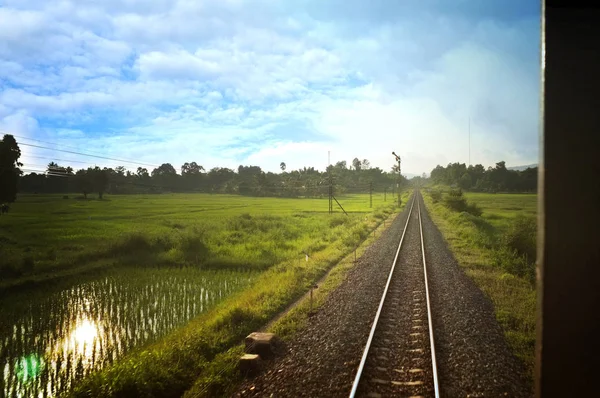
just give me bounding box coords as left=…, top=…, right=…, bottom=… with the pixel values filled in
left=0, top=268, right=253, bottom=397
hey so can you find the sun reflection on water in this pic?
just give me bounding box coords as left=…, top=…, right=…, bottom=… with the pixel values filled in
left=2, top=269, right=253, bottom=397
left=64, top=318, right=100, bottom=359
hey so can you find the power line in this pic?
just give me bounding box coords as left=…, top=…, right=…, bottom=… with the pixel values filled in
left=23, top=155, right=97, bottom=165
left=7, top=133, right=141, bottom=160
left=20, top=163, right=76, bottom=170
left=6, top=132, right=160, bottom=168
left=17, top=142, right=159, bottom=168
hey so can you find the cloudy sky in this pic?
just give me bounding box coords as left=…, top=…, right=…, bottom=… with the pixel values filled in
left=0, top=0, right=540, bottom=176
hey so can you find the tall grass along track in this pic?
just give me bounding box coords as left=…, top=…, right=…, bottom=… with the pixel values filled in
left=232, top=192, right=414, bottom=398
left=419, top=191, right=532, bottom=396
left=350, top=190, right=439, bottom=398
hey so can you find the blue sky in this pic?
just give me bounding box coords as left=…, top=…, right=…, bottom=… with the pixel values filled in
left=0, top=0, right=540, bottom=175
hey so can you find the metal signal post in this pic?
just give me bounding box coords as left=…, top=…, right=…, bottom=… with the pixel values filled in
left=392, top=151, right=401, bottom=207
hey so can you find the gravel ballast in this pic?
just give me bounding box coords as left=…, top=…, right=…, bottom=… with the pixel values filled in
left=418, top=193, right=532, bottom=397
left=356, top=203, right=434, bottom=397
left=234, top=196, right=417, bottom=398
left=233, top=192, right=531, bottom=397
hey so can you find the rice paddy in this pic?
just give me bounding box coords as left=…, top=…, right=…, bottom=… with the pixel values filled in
left=0, top=191, right=400, bottom=396
left=0, top=268, right=255, bottom=397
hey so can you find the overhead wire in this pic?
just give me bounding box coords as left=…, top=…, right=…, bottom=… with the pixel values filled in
left=6, top=133, right=159, bottom=168
left=7, top=133, right=155, bottom=163
left=17, top=142, right=159, bottom=168
left=23, top=155, right=99, bottom=165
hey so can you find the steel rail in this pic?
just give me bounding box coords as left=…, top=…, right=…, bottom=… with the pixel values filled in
left=348, top=192, right=417, bottom=398
left=418, top=194, right=440, bottom=398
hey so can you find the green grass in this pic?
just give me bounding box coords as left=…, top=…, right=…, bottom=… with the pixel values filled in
left=464, top=192, right=537, bottom=231
left=0, top=191, right=407, bottom=396
left=423, top=189, right=537, bottom=385
left=0, top=192, right=394, bottom=287
left=184, top=191, right=411, bottom=397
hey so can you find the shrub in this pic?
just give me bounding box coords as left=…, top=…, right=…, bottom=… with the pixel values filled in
left=503, top=216, right=537, bottom=264
left=111, top=233, right=152, bottom=255
left=492, top=216, right=537, bottom=282
left=179, top=234, right=210, bottom=264
left=442, top=189, right=482, bottom=216
left=430, top=189, right=442, bottom=203
left=329, top=215, right=347, bottom=228
left=492, top=247, right=534, bottom=281
left=466, top=202, right=483, bottom=217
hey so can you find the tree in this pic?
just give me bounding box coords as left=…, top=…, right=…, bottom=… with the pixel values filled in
left=0, top=134, right=23, bottom=204
left=88, top=167, right=108, bottom=199
left=152, top=163, right=178, bottom=191
left=459, top=173, right=472, bottom=190
left=181, top=162, right=204, bottom=191
left=362, top=159, right=370, bottom=170
left=280, top=162, right=286, bottom=172
left=334, top=161, right=347, bottom=170
left=47, top=162, right=71, bottom=193
left=352, top=157, right=362, bottom=171
left=74, top=169, right=93, bottom=199
left=136, top=167, right=149, bottom=179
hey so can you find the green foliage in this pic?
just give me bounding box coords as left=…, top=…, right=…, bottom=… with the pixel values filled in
left=492, top=247, right=533, bottom=281
left=430, top=189, right=442, bottom=203
left=0, top=190, right=410, bottom=397
left=19, top=156, right=405, bottom=198
left=423, top=191, right=537, bottom=381
left=0, top=134, right=22, bottom=204
left=430, top=161, right=537, bottom=192
left=491, top=216, right=537, bottom=281
left=503, top=216, right=537, bottom=262
left=442, top=188, right=482, bottom=216
left=0, top=192, right=398, bottom=284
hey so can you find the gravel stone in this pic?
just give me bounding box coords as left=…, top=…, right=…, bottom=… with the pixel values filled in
left=233, top=198, right=416, bottom=398
left=419, top=193, right=532, bottom=397
left=232, top=192, right=532, bottom=397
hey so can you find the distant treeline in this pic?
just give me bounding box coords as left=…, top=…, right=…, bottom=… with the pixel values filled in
left=18, top=158, right=408, bottom=198
left=430, top=161, right=537, bottom=192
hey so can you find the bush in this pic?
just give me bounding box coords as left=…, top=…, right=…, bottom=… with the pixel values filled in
left=503, top=216, right=537, bottom=263
left=492, top=247, right=534, bottom=281
left=329, top=215, right=347, bottom=228
left=442, top=189, right=482, bottom=216
left=430, top=189, right=442, bottom=203
left=179, top=233, right=210, bottom=264
left=492, top=216, right=537, bottom=282
left=111, top=233, right=153, bottom=255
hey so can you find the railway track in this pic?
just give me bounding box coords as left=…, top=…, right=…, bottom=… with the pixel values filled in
left=349, top=191, right=440, bottom=398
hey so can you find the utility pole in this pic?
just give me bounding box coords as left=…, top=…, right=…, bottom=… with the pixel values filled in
left=392, top=151, right=401, bottom=207
left=369, top=182, right=373, bottom=208
left=328, top=151, right=333, bottom=214
left=469, top=117, right=471, bottom=167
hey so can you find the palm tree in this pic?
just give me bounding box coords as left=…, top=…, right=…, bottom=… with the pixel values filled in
left=280, top=162, right=286, bottom=172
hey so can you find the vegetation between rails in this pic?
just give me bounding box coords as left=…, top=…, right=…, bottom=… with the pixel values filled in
left=59, top=192, right=408, bottom=397
left=423, top=188, right=536, bottom=381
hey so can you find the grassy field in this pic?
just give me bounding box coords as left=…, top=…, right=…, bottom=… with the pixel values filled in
left=423, top=189, right=537, bottom=384
left=0, top=192, right=395, bottom=286
left=464, top=192, right=537, bottom=230
left=0, top=191, right=410, bottom=396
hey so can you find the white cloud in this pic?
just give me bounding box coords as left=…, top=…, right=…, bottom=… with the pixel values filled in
left=0, top=0, right=540, bottom=175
